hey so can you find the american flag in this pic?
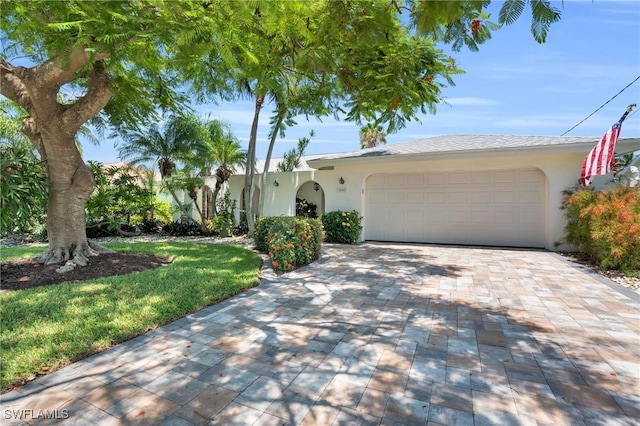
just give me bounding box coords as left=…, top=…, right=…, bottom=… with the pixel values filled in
left=580, top=121, right=622, bottom=186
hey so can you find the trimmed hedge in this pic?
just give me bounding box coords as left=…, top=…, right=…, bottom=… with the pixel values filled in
left=254, top=216, right=323, bottom=274
left=562, top=186, right=640, bottom=272
left=321, top=210, right=362, bottom=244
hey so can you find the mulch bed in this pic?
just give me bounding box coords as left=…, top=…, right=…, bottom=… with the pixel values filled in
left=1, top=253, right=172, bottom=291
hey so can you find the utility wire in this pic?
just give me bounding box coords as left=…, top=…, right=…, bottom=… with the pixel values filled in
left=561, top=74, right=640, bottom=136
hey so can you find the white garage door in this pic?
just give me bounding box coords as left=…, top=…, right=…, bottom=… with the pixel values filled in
left=365, top=169, right=546, bottom=248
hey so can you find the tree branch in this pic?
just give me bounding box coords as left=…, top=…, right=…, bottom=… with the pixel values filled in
left=62, top=61, right=112, bottom=131
left=31, top=44, right=111, bottom=88
left=0, top=60, right=34, bottom=114
left=21, top=117, right=47, bottom=161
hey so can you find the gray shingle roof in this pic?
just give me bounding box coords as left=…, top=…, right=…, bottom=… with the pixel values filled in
left=308, top=134, right=608, bottom=162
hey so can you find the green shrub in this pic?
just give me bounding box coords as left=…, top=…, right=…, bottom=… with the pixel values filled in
left=211, top=215, right=235, bottom=236
left=322, top=210, right=363, bottom=244
left=254, top=216, right=281, bottom=252
left=562, top=186, right=640, bottom=272
left=161, top=221, right=211, bottom=237
left=0, top=140, right=48, bottom=236
left=254, top=216, right=323, bottom=274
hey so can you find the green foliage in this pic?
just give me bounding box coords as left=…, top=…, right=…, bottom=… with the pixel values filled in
left=255, top=216, right=323, bottom=274
left=0, top=140, right=48, bottom=236
left=0, top=99, right=29, bottom=146
left=360, top=124, right=387, bottom=149
left=138, top=218, right=162, bottom=234
left=0, top=242, right=262, bottom=391
left=161, top=221, right=211, bottom=237
left=117, top=114, right=207, bottom=179
left=211, top=190, right=237, bottom=236
left=254, top=217, right=282, bottom=253
left=209, top=216, right=232, bottom=236
left=216, top=190, right=237, bottom=220
left=562, top=187, right=640, bottom=272
left=277, top=131, right=314, bottom=172
left=86, top=161, right=159, bottom=234
left=150, top=199, right=173, bottom=224
left=296, top=198, right=318, bottom=219
left=322, top=210, right=363, bottom=244
left=498, top=0, right=562, bottom=43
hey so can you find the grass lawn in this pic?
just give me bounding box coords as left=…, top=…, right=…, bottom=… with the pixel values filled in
left=0, top=242, right=262, bottom=391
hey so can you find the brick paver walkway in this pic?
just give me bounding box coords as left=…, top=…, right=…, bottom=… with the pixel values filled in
left=2, top=243, right=639, bottom=425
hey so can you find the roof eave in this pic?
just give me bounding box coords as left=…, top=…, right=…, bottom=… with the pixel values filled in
left=307, top=139, right=640, bottom=169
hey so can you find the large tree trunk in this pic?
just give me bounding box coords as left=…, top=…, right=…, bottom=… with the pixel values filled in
left=40, top=131, right=113, bottom=265
left=203, top=185, right=213, bottom=220
left=1, top=53, right=115, bottom=266
left=211, top=176, right=224, bottom=218
left=244, top=94, right=264, bottom=236
left=258, top=109, right=286, bottom=218
left=165, top=185, right=196, bottom=223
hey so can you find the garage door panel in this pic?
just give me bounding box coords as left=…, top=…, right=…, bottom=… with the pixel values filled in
left=473, top=172, right=492, bottom=185
left=406, top=210, right=424, bottom=222
left=428, top=174, right=446, bottom=185
left=495, top=170, right=516, bottom=183
left=426, top=210, right=447, bottom=223
left=407, top=192, right=425, bottom=204
left=448, top=173, right=468, bottom=184
left=367, top=175, right=386, bottom=187
left=368, top=190, right=385, bottom=204
left=388, top=175, right=405, bottom=186
left=428, top=192, right=446, bottom=204
left=448, top=192, right=468, bottom=203
left=406, top=174, right=424, bottom=185
left=471, top=192, right=491, bottom=203
left=521, top=209, right=543, bottom=225
left=520, top=190, right=542, bottom=203
left=471, top=211, right=493, bottom=223
left=365, top=169, right=545, bottom=248
left=494, top=191, right=516, bottom=203
left=450, top=211, right=468, bottom=223
left=494, top=211, right=517, bottom=224
left=388, top=192, right=404, bottom=203
left=520, top=170, right=543, bottom=182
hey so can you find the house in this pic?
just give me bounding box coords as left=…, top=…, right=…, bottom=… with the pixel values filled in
left=221, top=134, right=639, bottom=251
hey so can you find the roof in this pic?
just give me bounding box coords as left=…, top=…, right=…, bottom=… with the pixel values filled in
left=238, top=154, right=330, bottom=174
left=306, top=134, right=640, bottom=166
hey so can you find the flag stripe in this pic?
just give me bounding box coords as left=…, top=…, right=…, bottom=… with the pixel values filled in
left=581, top=122, right=622, bottom=186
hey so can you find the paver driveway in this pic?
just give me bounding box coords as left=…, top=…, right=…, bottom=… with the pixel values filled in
left=2, top=243, right=639, bottom=425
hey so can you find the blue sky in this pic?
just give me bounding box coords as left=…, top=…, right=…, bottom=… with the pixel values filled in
left=80, top=0, right=640, bottom=164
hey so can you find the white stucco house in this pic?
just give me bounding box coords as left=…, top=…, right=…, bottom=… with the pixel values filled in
left=211, top=134, right=638, bottom=251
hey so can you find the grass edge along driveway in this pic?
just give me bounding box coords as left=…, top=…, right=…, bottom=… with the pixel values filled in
left=0, top=242, right=263, bottom=392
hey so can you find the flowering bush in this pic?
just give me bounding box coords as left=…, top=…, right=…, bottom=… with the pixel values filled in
left=254, top=216, right=323, bottom=274
left=321, top=210, right=362, bottom=244
left=562, top=187, right=640, bottom=272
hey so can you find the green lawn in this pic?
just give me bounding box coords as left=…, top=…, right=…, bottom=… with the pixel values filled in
left=0, top=242, right=262, bottom=391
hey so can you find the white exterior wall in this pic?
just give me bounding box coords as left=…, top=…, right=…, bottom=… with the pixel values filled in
left=226, top=151, right=589, bottom=251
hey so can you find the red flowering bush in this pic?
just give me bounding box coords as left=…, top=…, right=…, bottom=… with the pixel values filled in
left=562, top=187, right=640, bottom=272
left=254, top=216, right=323, bottom=274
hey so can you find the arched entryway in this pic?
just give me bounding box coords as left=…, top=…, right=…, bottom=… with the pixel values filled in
left=296, top=181, right=325, bottom=218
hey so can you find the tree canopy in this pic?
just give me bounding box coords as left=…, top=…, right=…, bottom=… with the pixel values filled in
left=0, top=0, right=563, bottom=261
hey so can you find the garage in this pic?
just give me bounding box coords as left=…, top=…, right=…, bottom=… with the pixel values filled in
left=364, top=169, right=546, bottom=248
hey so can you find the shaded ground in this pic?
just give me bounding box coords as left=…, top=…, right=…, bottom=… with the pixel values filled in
left=1, top=253, right=172, bottom=291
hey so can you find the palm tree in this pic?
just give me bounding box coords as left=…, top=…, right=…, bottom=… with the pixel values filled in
left=198, top=120, right=245, bottom=218
left=117, top=113, right=206, bottom=222
left=359, top=123, right=387, bottom=149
